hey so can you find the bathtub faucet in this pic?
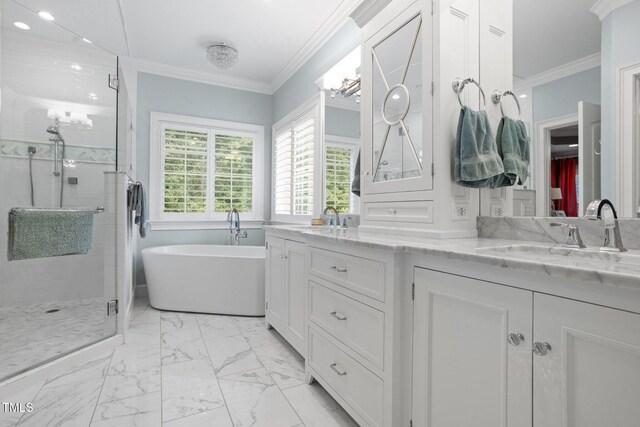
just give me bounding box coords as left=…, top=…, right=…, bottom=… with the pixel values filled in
left=227, top=208, right=248, bottom=245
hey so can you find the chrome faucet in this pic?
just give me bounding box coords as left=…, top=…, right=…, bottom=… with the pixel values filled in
left=550, top=222, right=586, bottom=248
left=585, top=199, right=627, bottom=252
left=227, top=208, right=247, bottom=245
left=323, top=206, right=340, bottom=227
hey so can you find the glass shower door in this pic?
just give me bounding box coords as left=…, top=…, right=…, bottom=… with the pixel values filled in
left=0, top=0, right=118, bottom=380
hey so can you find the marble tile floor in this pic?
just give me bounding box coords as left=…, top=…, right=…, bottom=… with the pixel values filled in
left=1, top=296, right=359, bottom=427
left=0, top=298, right=108, bottom=381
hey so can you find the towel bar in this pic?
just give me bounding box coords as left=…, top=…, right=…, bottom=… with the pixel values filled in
left=452, top=77, right=487, bottom=110
left=491, top=89, right=522, bottom=120
left=9, top=206, right=105, bottom=214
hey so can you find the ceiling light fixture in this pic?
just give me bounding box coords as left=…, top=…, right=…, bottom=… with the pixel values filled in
left=82, top=38, right=92, bottom=44
left=206, top=43, right=239, bottom=70
left=14, top=22, right=30, bottom=30
left=568, top=144, right=578, bottom=148
left=392, top=94, right=400, bottom=100
left=71, top=63, right=82, bottom=71
left=88, top=93, right=98, bottom=100
left=519, top=94, right=528, bottom=99
left=38, top=11, right=55, bottom=21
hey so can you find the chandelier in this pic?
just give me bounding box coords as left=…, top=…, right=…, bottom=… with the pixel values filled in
left=206, top=43, right=239, bottom=70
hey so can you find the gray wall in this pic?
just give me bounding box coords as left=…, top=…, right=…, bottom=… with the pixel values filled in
left=601, top=0, right=640, bottom=202
left=532, top=66, right=601, bottom=123
left=135, top=72, right=272, bottom=284
left=273, top=21, right=361, bottom=122
left=326, top=106, right=361, bottom=138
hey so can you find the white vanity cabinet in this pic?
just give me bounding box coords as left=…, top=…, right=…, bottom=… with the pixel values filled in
left=413, top=267, right=640, bottom=427
left=265, top=234, right=306, bottom=356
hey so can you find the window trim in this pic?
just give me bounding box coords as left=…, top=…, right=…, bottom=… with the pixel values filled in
left=149, top=112, right=265, bottom=229
left=324, top=134, right=360, bottom=215
left=271, top=93, right=325, bottom=223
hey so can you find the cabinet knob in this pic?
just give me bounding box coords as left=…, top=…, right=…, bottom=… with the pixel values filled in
left=388, top=208, right=397, bottom=215
left=507, top=333, right=525, bottom=346
left=330, top=311, right=347, bottom=321
left=533, top=341, right=552, bottom=356
left=330, top=363, right=347, bottom=376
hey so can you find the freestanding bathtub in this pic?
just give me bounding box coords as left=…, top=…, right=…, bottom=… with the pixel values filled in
left=142, top=245, right=265, bottom=316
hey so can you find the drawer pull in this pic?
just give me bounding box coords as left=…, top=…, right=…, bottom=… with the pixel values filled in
left=330, top=363, right=347, bottom=376
left=330, top=311, right=347, bottom=321
left=330, top=266, right=348, bottom=273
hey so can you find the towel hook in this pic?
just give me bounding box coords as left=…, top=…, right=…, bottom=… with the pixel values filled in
left=452, top=77, right=487, bottom=110
left=491, top=90, right=522, bottom=120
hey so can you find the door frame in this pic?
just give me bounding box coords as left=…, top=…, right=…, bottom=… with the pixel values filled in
left=615, top=62, right=640, bottom=217
left=535, top=114, right=579, bottom=217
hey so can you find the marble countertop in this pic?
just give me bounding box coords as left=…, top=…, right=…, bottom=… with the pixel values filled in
left=264, top=225, right=640, bottom=291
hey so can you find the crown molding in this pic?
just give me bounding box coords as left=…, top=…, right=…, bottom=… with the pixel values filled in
left=590, top=0, right=635, bottom=20
left=349, top=0, right=393, bottom=27
left=513, top=52, right=601, bottom=93
left=118, top=56, right=272, bottom=94
left=269, top=0, right=363, bottom=93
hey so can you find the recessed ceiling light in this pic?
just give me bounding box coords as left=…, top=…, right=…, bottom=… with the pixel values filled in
left=14, top=22, right=30, bottom=30
left=392, top=94, right=400, bottom=100
left=569, top=144, right=578, bottom=148
left=88, top=93, right=98, bottom=100
left=70, top=63, right=82, bottom=71
left=38, top=11, right=55, bottom=21
left=82, top=38, right=92, bottom=44
left=519, top=94, right=528, bottom=99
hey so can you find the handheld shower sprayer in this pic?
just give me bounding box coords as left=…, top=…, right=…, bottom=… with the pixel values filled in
left=46, top=119, right=66, bottom=207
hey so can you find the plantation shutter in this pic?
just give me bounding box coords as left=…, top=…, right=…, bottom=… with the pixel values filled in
left=274, top=129, right=293, bottom=215
left=162, top=127, right=209, bottom=214
left=325, top=145, right=352, bottom=213
left=274, top=108, right=316, bottom=217
left=292, top=112, right=315, bottom=215
left=213, top=133, right=253, bottom=213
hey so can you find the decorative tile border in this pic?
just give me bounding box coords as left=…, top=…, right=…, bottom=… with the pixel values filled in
left=0, top=139, right=116, bottom=164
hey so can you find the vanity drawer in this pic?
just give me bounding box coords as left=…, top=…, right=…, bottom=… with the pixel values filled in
left=309, top=281, right=385, bottom=369
left=364, top=200, right=434, bottom=223
left=309, top=326, right=384, bottom=427
left=308, top=247, right=385, bottom=302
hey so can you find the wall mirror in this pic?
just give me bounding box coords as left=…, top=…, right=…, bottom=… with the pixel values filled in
left=511, top=0, right=640, bottom=219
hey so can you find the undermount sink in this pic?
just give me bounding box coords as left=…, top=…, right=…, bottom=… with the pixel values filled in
left=478, top=244, right=640, bottom=265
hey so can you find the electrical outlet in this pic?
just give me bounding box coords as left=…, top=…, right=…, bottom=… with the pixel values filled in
left=491, top=205, right=505, bottom=217
left=452, top=204, right=470, bottom=221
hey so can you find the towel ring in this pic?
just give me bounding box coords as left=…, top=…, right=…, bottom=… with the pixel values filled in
left=452, top=77, right=487, bottom=110
left=491, top=90, right=522, bottom=120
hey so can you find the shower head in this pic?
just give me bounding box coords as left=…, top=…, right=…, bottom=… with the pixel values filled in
left=46, top=119, right=60, bottom=135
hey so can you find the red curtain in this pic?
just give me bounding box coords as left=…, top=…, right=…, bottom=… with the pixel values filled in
left=552, top=158, right=578, bottom=217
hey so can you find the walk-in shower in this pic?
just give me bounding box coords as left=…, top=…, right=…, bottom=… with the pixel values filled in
left=0, top=0, right=119, bottom=383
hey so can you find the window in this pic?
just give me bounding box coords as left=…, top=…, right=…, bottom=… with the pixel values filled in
left=325, top=136, right=359, bottom=214
left=150, top=113, right=264, bottom=227
left=272, top=97, right=323, bottom=220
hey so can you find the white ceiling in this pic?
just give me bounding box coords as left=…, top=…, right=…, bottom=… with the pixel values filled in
left=12, top=0, right=361, bottom=92
left=8, top=0, right=603, bottom=93
left=513, top=0, right=601, bottom=79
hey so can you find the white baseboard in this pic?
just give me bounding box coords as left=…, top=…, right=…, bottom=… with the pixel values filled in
left=135, top=284, right=149, bottom=298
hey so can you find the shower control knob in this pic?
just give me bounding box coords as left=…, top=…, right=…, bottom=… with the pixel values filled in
left=507, top=333, right=524, bottom=346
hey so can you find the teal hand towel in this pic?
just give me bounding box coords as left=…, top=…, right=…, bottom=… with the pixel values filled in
left=491, top=117, right=530, bottom=187
left=8, top=209, right=95, bottom=261
left=454, top=106, right=504, bottom=188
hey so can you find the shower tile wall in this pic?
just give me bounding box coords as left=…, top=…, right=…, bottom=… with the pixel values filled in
left=0, top=144, right=116, bottom=307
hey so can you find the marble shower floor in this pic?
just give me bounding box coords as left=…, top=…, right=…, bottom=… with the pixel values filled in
left=0, top=298, right=107, bottom=381
left=1, top=296, right=359, bottom=427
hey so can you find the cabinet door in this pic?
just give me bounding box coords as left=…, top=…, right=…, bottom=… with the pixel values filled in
left=362, top=0, right=433, bottom=195
left=284, top=240, right=306, bottom=356
left=533, top=294, right=640, bottom=427
left=413, top=268, right=532, bottom=427
left=265, top=237, right=285, bottom=329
